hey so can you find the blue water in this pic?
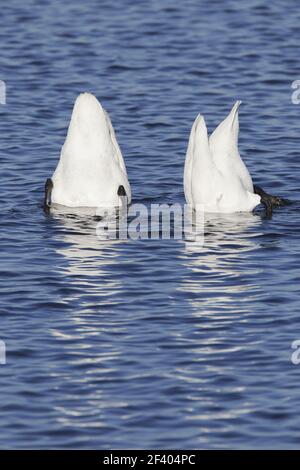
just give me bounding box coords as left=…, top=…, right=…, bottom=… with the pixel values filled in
left=1, top=0, right=300, bottom=450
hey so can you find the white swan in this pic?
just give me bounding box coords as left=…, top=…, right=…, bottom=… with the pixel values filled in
left=184, top=101, right=261, bottom=213
left=45, top=93, right=131, bottom=210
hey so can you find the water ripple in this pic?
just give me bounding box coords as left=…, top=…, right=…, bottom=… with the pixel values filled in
left=0, top=0, right=300, bottom=450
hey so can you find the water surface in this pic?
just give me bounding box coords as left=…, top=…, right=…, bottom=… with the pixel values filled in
left=1, top=0, right=300, bottom=449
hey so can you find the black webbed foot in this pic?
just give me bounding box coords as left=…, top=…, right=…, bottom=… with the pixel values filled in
left=44, top=178, right=53, bottom=213
left=254, top=184, right=290, bottom=217
left=117, top=185, right=126, bottom=197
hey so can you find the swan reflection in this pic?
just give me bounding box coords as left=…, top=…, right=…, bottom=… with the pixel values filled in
left=51, top=209, right=127, bottom=305
left=179, top=212, right=264, bottom=315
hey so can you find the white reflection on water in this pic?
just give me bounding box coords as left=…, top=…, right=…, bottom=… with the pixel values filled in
left=178, top=212, right=264, bottom=315
left=48, top=212, right=128, bottom=430
left=51, top=211, right=126, bottom=305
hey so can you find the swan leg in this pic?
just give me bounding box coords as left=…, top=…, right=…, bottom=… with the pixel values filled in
left=254, top=184, right=289, bottom=216
left=256, top=188, right=273, bottom=217
left=44, top=178, right=53, bottom=213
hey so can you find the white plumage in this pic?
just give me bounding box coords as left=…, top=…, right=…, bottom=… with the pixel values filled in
left=184, top=101, right=260, bottom=213
left=51, top=93, right=131, bottom=208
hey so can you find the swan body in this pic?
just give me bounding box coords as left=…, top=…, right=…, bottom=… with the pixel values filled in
left=50, top=93, right=131, bottom=208
left=184, top=101, right=260, bottom=213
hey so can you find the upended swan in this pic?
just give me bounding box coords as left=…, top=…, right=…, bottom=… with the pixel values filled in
left=184, top=101, right=287, bottom=216
left=44, top=93, right=131, bottom=211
